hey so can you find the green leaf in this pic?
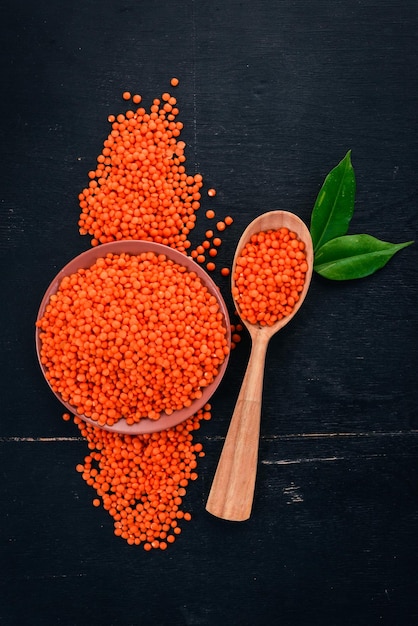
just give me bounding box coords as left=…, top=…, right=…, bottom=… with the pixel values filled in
left=310, top=151, right=356, bottom=253
left=314, top=234, right=414, bottom=280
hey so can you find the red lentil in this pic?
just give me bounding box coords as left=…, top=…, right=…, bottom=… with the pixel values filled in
left=232, top=227, right=308, bottom=326
left=229, top=322, right=244, bottom=349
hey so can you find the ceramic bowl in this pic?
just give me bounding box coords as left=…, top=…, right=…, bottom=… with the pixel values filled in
left=35, top=240, right=231, bottom=434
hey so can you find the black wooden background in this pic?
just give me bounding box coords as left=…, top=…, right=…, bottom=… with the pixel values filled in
left=1, top=1, right=417, bottom=625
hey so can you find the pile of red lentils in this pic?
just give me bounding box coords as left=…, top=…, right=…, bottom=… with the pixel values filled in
left=70, top=406, right=211, bottom=549
left=37, top=251, right=229, bottom=428
left=58, top=79, right=239, bottom=550
left=233, top=228, right=308, bottom=326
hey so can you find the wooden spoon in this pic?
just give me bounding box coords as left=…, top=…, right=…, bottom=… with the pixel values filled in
left=205, top=210, right=313, bottom=521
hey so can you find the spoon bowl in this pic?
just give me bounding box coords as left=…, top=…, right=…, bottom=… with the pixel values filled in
left=205, top=210, right=313, bottom=521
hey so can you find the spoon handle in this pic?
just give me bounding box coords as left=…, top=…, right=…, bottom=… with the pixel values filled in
left=205, top=331, right=270, bottom=521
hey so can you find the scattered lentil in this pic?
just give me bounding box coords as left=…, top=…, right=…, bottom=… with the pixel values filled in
left=230, top=322, right=244, bottom=349
left=71, top=404, right=210, bottom=549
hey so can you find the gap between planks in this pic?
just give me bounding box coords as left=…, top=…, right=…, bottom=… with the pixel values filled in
left=1, top=430, right=417, bottom=444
